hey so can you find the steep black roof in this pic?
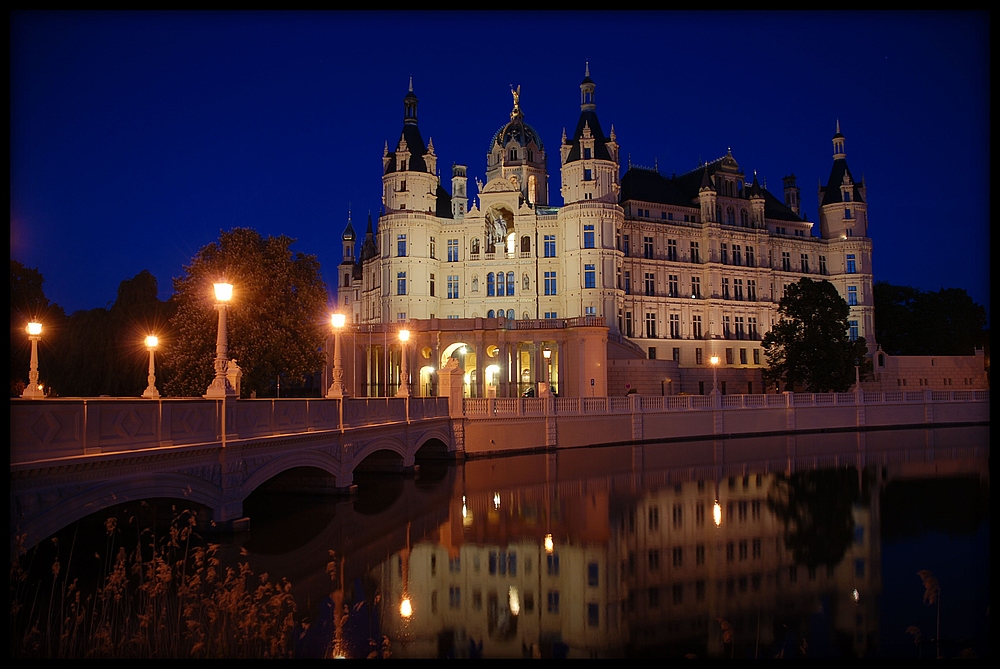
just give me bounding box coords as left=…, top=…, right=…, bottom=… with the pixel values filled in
left=762, top=189, right=803, bottom=222
left=620, top=168, right=692, bottom=206
left=821, top=158, right=865, bottom=206
left=359, top=213, right=378, bottom=263
left=620, top=160, right=805, bottom=223
left=384, top=124, right=428, bottom=175
left=564, top=110, right=612, bottom=162
left=435, top=184, right=453, bottom=219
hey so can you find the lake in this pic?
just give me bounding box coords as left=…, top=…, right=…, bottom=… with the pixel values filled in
left=11, top=425, right=989, bottom=659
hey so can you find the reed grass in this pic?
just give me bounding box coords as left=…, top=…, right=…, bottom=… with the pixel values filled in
left=11, top=508, right=298, bottom=658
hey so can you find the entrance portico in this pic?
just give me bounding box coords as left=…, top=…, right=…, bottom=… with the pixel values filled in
left=329, top=316, right=608, bottom=399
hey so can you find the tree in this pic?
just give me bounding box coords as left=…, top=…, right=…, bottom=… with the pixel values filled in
left=873, top=281, right=987, bottom=356
left=762, top=277, right=870, bottom=393
left=52, top=270, right=176, bottom=397
left=161, top=228, right=329, bottom=398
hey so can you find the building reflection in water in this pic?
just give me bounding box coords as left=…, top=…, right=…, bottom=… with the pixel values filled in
left=362, top=427, right=988, bottom=659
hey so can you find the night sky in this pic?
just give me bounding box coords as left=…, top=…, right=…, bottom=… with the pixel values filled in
left=11, top=11, right=989, bottom=322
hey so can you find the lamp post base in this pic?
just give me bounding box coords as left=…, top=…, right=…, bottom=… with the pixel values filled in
left=204, top=378, right=237, bottom=399
left=21, top=385, right=45, bottom=399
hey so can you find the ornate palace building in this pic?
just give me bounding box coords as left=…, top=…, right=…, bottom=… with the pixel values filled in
left=335, top=67, right=876, bottom=397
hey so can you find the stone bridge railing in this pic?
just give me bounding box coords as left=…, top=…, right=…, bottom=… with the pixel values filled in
left=463, top=389, right=990, bottom=418
left=11, top=396, right=451, bottom=465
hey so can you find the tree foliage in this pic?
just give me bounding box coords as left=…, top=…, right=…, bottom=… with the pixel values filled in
left=873, top=281, right=987, bottom=356
left=161, top=228, right=329, bottom=398
left=51, top=270, right=176, bottom=397
left=762, top=277, right=870, bottom=393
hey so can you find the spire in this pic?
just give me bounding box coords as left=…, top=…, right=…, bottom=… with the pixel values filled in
left=342, top=206, right=356, bottom=241
left=832, top=120, right=846, bottom=159
left=403, top=78, right=418, bottom=126
left=580, top=63, right=596, bottom=111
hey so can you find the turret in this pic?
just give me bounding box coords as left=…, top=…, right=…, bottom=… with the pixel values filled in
left=560, top=63, right=620, bottom=204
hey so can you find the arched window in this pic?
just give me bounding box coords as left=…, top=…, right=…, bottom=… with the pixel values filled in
left=726, top=207, right=735, bottom=225
left=497, top=271, right=506, bottom=296
left=716, top=205, right=722, bottom=223
left=487, top=309, right=496, bottom=318
left=506, top=309, right=515, bottom=319
left=507, top=272, right=515, bottom=296
left=471, top=238, right=480, bottom=255
left=521, top=235, right=530, bottom=253
left=487, top=273, right=495, bottom=296
left=740, top=209, right=748, bottom=227
left=510, top=149, right=518, bottom=161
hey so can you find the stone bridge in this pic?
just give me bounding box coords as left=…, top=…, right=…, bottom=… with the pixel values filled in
left=10, top=396, right=457, bottom=556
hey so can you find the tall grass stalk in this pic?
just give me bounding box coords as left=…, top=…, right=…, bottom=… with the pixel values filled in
left=10, top=509, right=299, bottom=658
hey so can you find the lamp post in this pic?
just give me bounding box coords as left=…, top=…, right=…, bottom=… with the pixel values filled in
left=327, top=313, right=348, bottom=398
left=204, top=282, right=237, bottom=398
left=142, top=335, right=160, bottom=399
left=710, top=355, right=720, bottom=395
left=539, top=347, right=552, bottom=397
left=396, top=329, right=411, bottom=397
left=21, top=322, right=45, bottom=398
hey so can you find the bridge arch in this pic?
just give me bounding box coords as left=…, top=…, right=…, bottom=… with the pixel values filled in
left=15, top=472, right=223, bottom=554
left=241, top=449, right=345, bottom=497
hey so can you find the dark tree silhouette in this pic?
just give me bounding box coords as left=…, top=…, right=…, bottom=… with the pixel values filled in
left=762, top=278, right=870, bottom=392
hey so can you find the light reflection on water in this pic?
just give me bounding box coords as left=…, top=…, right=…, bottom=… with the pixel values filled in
left=242, top=425, right=989, bottom=659
left=14, top=426, right=989, bottom=659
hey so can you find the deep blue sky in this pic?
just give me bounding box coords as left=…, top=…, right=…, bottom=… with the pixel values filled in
left=11, top=11, right=990, bottom=322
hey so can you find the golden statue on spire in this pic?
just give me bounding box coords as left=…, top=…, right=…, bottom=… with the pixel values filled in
left=510, top=84, right=522, bottom=120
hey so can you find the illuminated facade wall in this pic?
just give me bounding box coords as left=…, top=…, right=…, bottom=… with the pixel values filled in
left=338, top=69, right=877, bottom=395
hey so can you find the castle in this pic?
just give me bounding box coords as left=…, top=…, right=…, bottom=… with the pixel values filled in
left=333, top=66, right=876, bottom=398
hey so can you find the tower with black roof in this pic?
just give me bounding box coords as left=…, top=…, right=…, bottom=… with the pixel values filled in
left=560, top=62, right=620, bottom=205
left=382, top=78, right=439, bottom=215
left=818, top=121, right=869, bottom=240
left=558, top=63, right=624, bottom=331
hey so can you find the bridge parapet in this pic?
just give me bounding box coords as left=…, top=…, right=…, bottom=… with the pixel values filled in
left=11, top=396, right=455, bottom=466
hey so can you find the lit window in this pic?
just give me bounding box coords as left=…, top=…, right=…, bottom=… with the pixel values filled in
left=544, top=271, right=557, bottom=295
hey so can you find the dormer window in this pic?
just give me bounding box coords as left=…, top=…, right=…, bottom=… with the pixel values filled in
left=509, top=149, right=518, bottom=161
left=584, top=147, right=592, bottom=159
left=844, top=191, right=851, bottom=202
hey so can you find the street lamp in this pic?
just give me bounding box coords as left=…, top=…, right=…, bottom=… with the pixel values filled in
left=142, top=335, right=160, bottom=399
left=21, top=322, right=45, bottom=398
left=710, top=355, right=720, bottom=396
left=327, top=313, right=348, bottom=398
left=540, top=348, right=552, bottom=397
left=396, top=329, right=411, bottom=397
left=204, top=281, right=237, bottom=398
